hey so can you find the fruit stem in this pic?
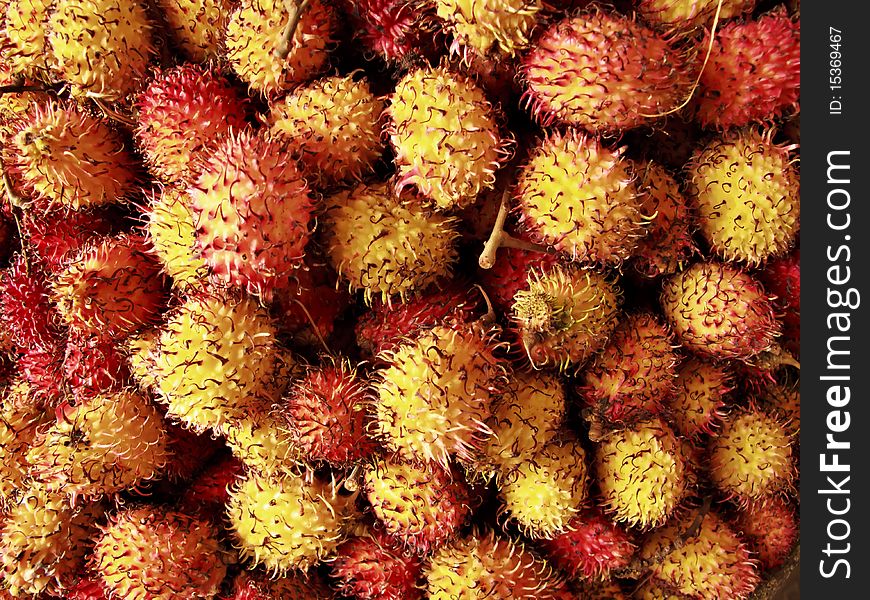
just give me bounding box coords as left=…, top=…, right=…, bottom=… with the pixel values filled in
left=91, top=98, right=136, bottom=128
left=288, top=297, right=332, bottom=356
left=478, top=187, right=550, bottom=269
left=275, top=0, right=311, bottom=60
left=0, top=82, right=63, bottom=95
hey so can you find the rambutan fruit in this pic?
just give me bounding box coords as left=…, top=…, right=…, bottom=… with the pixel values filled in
left=387, top=63, right=510, bottom=211
left=225, top=569, right=334, bottom=600
left=323, top=181, right=460, bottom=306
left=6, top=100, right=138, bottom=212
left=159, top=422, right=225, bottom=483
left=124, top=327, right=160, bottom=393
left=267, top=74, right=385, bottom=188
left=331, top=529, right=424, bottom=600
left=708, top=408, right=794, bottom=504
left=425, top=530, right=568, bottom=599
left=640, top=512, right=760, bottom=599
left=759, top=247, right=800, bottom=354
left=0, top=379, right=51, bottom=503
left=92, top=506, right=228, bottom=600
left=481, top=370, right=566, bottom=477
left=52, top=234, right=166, bottom=339
left=595, top=418, right=687, bottom=529
left=665, top=357, right=732, bottom=437
left=227, top=469, right=356, bottom=573
left=16, top=341, right=65, bottom=406
left=759, top=377, right=800, bottom=436
left=511, top=264, right=621, bottom=372
left=155, top=0, right=233, bottom=62
left=48, top=0, right=154, bottom=101
left=153, top=289, right=282, bottom=433
left=189, top=129, right=314, bottom=300
left=579, top=579, right=630, bottom=599
left=355, top=281, right=482, bottom=357
left=435, top=0, right=543, bottom=59
left=633, top=581, right=693, bottom=599
left=687, top=128, right=800, bottom=265
left=478, top=245, right=560, bottom=313
left=282, top=358, right=375, bottom=466
left=68, top=576, right=110, bottom=600
left=630, top=161, right=697, bottom=279
left=498, top=436, right=590, bottom=538
left=577, top=312, right=679, bottom=429
left=660, top=261, right=781, bottom=360
left=732, top=497, right=798, bottom=571
left=372, top=321, right=505, bottom=466
left=539, top=508, right=636, bottom=581
left=62, top=332, right=130, bottom=401
left=270, top=261, right=350, bottom=347
left=135, top=64, right=250, bottom=184
left=364, top=457, right=472, bottom=555
left=26, top=389, right=169, bottom=500
left=338, top=0, right=440, bottom=64
left=225, top=0, right=336, bottom=97
left=146, top=185, right=209, bottom=289
left=637, top=0, right=757, bottom=31
left=520, top=10, right=692, bottom=132
left=0, top=485, right=103, bottom=597
left=18, top=208, right=113, bottom=270
left=1, top=0, right=54, bottom=80
left=178, top=453, right=245, bottom=522
left=0, top=253, right=61, bottom=350
left=221, top=403, right=302, bottom=475
left=694, top=9, right=800, bottom=129
left=514, top=129, right=647, bottom=265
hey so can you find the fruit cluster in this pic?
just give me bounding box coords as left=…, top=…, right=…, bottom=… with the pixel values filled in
left=0, top=0, right=800, bottom=599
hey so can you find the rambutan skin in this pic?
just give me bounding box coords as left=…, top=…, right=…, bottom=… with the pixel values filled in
left=0, top=254, right=62, bottom=350
left=336, top=0, right=441, bottom=64
left=638, top=0, right=757, bottom=30
left=732, top=497, right=798, bottom=571
left=694, top=8, right=800, bottom=129
left=331, top=529, right=424, bottom=600
left=62, top=332, right=131, bottom=401
left=155, top=0, right=232, bottom=62
left=135, top=64, right=250, bottom=183
left=189, top=129, right=314, bottom=300
left=19, top=209, right=114, bottom=270
left=520, top=10, right=692, bottom=132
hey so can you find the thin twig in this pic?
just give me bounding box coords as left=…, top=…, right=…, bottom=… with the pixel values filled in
left=275, top=0, right=311, bottom=60
left=478, top=187, right=551, bottom=269
left=0, top=82, right=63, bottom=95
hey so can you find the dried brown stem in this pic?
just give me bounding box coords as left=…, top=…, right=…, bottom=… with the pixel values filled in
left=478, top=187, right=551, bottom=269
left=275, top=0, right=311, bottom=60
left=0, top=82, right=63, bottom=95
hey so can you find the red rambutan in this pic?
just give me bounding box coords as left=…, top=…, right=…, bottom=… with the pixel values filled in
left=331, top=529, right=424, bottom=600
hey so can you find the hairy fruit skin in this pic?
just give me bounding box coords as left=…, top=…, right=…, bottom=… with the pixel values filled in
left=331, top=530, right=424, bottom=600
left=156, top=0, right=232, bottom=62
left=387, top=63, right=510, bottom=211
left=687, top=129, right=800, bottom=265
left=660, top=261, right=781, bottom=360
left=694, top=9, right=800, bottom=129
left=665, top=357, right=732, bottom=437
left=146, top=185, right=209, bottom=289
left=364, top=458, right=472, bottom=555
left=515, top=130, right=647, bottom=265
left=733, top=497, right=798, bottom=571
left=225, top=569, right=334, bottom=600
left=372, top=322, right=505, bottom=466
left=436, top=0, right=543, bottom=58
left=0, top=254, right=61, bottom=350
left=225, top=0, right=336, bottom=97
left=93, top=507, right=227, bottom=600
left=337, top=0, right=440, bottom=64
left=638, top=0, right=757, bottom=30
left=190, top=130, right=314, bottom=300
left=595, top=419, right=687, bottom=529
left=135, top=64, right=250, bottom=184
left=521, top=10, right=692, bottom=132
left=0, top=380, right=52, bottom=502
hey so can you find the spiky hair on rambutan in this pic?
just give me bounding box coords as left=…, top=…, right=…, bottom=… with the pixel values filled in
left=577, top=311, right=679, bottom=430
left=92, top=506, right=229, bottom=600
left=758, top=247, right=800, bottom=355
left=665, top=356, right=733, bottom=438
left=154, top=0, right=233, bottom=62
left=323, top=181, right=461, bottom=307
left=372, top=320, right=506, bottom=467
left=520, top=8, right=694, bottom=132
left=732, top=496, right=798, bottom=572
left=337, top=0, right=441, bottom=65
left=0, top=485, right=103, bottom=597
left=266, top=73, right=386, bottom=188
left=640, top=511, right=760, bottom=600
left=188, top=128, right=314, bottom=300
left=227, top=468, right=357, bottom=573
left=26, top=389, right=170, bottom=501
left=660, top=260, right=781, bottom=361
left=364, top=456, right=473, bottom=555
left=135, top=63, right=250, bottom=184
left=425, top=529, right=569, bottom=599
left=538, top=508, right=636, bottom=582
left=637, top=0, right=757, bottom=31
left=5, top=99, right=139, bottom=213
left=225, top=0, right=337, bottom=97
left=62, top=332, right=131, bottom=401
left=694, top=7, right=800, bottom=130
left=225, top=569, right=335, bottom=600
left=355, top=280, right=483, bottom=357
left=145, top=185, right=208, bottom=290
left=47, top=0, right=155, bottom=101
left=281, top=357, right=376, bottom=466
left=435, top=0, right=544, bottom=60
left=177, top=452, right=245, bottom=522
left=331, top=528, right=425, bottom=600
left=514, top=129, right=649, bottom=266
left=16, top=341, right=66, bottom=406
left=0, top=379, right=51, bottom=503
left=51, top=234, right=167, bottom=340
left=511, top=264, right=622, bottom=372
left=0, top=253, right=62, bottom=351
left=687, top=127, right=800, bottom=266
left=18, top=208, right=113, bottom=270
left=387, top=62, right=512, bottom=211
left=1, top=0, right=54, bottom=80
left=477, top=244, right=561, bottom=313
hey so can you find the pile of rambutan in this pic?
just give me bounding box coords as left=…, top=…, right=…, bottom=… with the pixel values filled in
left=0, top=0, right=799, bottom=598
